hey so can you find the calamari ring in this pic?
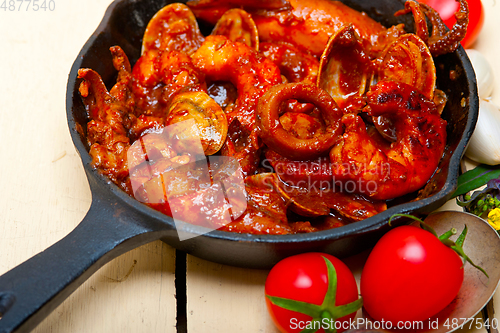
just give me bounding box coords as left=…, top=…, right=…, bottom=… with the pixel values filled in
left=256, top=83, right=343, bottom=160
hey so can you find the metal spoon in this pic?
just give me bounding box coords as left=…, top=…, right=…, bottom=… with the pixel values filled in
left=423, top=211, right=500, bottom=333
left=356, top=211, right=500, bottom=333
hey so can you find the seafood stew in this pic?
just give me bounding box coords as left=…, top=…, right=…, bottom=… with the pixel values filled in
left=72, top=0, right=477, bottom=236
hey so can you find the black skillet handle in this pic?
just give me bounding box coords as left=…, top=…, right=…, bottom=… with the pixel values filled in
left=0, top=194, right=167, bottom=333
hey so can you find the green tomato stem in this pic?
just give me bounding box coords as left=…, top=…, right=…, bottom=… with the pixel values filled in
left=321, top=311, right=336, bottom=333
left=438, top=228, right=457, bottom=241
left=388, top=214, right=488, bottom=278
left=266, top=256, right=363, bottom=333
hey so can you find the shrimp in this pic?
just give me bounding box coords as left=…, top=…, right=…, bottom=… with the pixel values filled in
left=78, top=67, right=131, bottom=188
left=329, top=80, right=447, bottom=200
left=132, top=3, right=210, bottom=130
left=131, top=53, right=228, bottom=156
left=124, top=49, right=208, bottom=143
left=106, top=47, right=162, bottom=141
left=189, top=35, right=282, bottom=173
left=131, top=49, right=206, bottom=118
left=191, top=35, right=282, bottom=138
left=109, top=46, right=134, bottom=108
left=77, top=47, right=135, bottom=189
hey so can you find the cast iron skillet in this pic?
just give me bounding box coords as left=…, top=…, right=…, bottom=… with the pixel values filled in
left=0, top=0, right=478, bottom=332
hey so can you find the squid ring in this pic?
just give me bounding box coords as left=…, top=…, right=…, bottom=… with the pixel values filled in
left=256, top=83, right=343, bottom=160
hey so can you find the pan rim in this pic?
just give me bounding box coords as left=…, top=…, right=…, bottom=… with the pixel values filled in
left=65, top=0, right=479, bottom=245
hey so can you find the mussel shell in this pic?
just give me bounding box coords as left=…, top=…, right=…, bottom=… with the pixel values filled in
left=318, top=25, right=371, bottom=111
left=165, top=91, right=228, bottom=156
left=141, top=3, right=204, bottom=55
left=211, top=8, right=259, bottom=51
left=377, top=33, right=436, bottom=100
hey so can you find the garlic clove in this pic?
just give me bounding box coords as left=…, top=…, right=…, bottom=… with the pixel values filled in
left=465, top=99, right=500, bottom=165
left=466, top=49, right=495, bottom=99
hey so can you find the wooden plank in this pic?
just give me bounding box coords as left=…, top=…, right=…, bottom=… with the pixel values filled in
left=33, top=241, right=177, bottom=333
left=186, top=255, right=279, bottom=332
left=0, top=1, right=177, bottom=332
left=185, top=1, right=500, bottom=332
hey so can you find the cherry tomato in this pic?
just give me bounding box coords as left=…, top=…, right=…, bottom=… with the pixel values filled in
left=418, top=0, right=484, bottom=48
left=360, top=225, right=464, bottom=324
left=265, top=253, right=362, bottom=333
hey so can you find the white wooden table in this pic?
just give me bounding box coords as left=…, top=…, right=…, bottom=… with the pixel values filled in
left=0, top=1, right=499, bottom=332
